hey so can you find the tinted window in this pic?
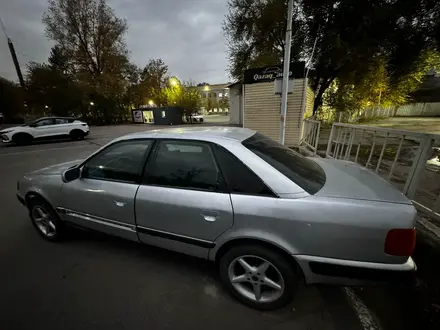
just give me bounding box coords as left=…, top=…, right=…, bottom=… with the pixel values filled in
left=82, top=140, right=152, bottom=183
left=214, top=146, right=276, bottom=197
left=34, top=119, right=54, bottom=127
left=144, top=140, right=224, bottom=191
left=55, top=118, right=69, bottom=124
left=242, top=133, right=326, bottom=194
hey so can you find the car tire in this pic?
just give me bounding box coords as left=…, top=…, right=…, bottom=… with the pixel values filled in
left=70, top=129, right=85, bottom=141
left=199, top=118, right=204, bottom=122
left=27, top=196, right=66, bottom=241
left=219, top=244, right=298, bottom=310
left=12, top=133, right=33, bottom=145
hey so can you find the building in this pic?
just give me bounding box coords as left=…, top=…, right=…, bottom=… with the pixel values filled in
left=132, top=107, right=184, bottom=125
left=228, top=62, right=315, bottom=147
left=197, top=83, right=230, bottom=113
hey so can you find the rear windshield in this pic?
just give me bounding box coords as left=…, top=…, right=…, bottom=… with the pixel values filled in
left=242, top=133, right=326, bottom=194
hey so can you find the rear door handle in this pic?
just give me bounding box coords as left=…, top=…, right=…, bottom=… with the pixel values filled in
left=201, top=210, right=219, bottom=222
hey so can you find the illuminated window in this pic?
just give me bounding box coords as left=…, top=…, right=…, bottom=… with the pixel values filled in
left=162, top=111, right=166, bottom=118
left=219, top=93, right=223, bottom=97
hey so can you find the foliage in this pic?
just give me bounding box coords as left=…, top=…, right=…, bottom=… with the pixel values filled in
left=155, top=78, right=202, bottom=115
left=0, top=77, right=25, bottom=121
left=224, top=0, right=440, bottom=115
left=223, top=0, right=305, bottom=80
left=42, top=0, right=132, bottom=123
left=219, top=96, right=230, bottom=110
left=26, top=61, right=84, bottom=117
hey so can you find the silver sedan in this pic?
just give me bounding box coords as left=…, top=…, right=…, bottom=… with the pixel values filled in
left=16, top=127, right=417, bottom=310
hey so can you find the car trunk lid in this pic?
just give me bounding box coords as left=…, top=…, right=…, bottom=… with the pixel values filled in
left=311, top=157, right=411, bottom=204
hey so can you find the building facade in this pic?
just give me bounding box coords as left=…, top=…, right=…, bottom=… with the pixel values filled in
left=228, top=62, right=315, bottom=147
left=197, top=83, right=230, bottom=113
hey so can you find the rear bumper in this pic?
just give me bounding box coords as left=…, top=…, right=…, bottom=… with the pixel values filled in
left=295, top=255, right=416, bottom=285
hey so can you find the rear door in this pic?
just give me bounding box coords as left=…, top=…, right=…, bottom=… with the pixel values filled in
left=135, top=139, right=233, bottom=258
left=54, top=118, right=73, bottom=136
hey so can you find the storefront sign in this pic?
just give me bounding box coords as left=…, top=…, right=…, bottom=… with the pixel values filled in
left=133, top=110, right=144, bottom=123
left=243, top=62, right=305, bottom=84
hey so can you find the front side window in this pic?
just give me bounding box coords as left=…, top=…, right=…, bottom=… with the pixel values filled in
left=144, top=140, right=224, bottom=191
left=34, top=119, right=54, bottom=127
left=242, top=133, right=326, bottom=194
left=82, top=140, right=152, bottom=183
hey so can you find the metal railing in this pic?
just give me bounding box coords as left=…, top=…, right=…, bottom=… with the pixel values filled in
left=300, top=119, right=321, bottom=155
left=326, top=122, right=440, bottom=222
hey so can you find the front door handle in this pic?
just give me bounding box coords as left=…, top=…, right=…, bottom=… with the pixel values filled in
left=201, top=210, right=219, bottom=222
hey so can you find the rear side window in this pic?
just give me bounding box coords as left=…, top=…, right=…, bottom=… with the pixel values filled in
left=144, top=140, right=225, bottom=192
left=242, top=133, right=326, bottom=194
left=55, top=118, right=69, bottom=124
left=214, top=146, right=276, bottom=197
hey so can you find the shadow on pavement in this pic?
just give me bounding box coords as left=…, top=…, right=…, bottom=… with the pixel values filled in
left=354, top=227, right=440, bottom=330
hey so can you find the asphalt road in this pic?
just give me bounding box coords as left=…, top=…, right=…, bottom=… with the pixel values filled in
left=0, top=124, right=364, bottom=330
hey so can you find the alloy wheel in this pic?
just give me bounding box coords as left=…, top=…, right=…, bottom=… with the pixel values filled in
left=227, top=255, right=285, bottom=303
left=32, top=206, right=56, bottom=238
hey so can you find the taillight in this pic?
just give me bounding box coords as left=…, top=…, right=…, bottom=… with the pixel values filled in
left=384, top=228, right=416, bottom=256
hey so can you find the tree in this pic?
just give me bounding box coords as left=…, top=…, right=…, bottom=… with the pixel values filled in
left=43, top=0, right=132, bottom=123
left=219, top=96, right=230, bottom=110
left=224, top=0, right=440, bottom=115
left=223, top=0, right=305, bottom=80
left=26, top=62, right=84, bottom=117
left=43, top=0, right=128, bottom=80
left=0, top=77, right=24, bottom=121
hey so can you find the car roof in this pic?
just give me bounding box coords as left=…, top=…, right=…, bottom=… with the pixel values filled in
left=35, top=116, right=75, bottom=120
left=121, top=126, right=256, bottom=142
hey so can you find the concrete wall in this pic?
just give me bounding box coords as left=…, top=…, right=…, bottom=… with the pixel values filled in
left=229, top=84, right=243, bottom=125
left=243, top=79, right=306, bottom=146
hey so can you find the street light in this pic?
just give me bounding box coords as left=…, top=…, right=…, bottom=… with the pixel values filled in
left=90, top=101, right=94, bottom=106
left=170, top=77, right=179, bottom=86
left=148, top=100, right=155, bottom=106
left=45, top=105, right=49, bottom=109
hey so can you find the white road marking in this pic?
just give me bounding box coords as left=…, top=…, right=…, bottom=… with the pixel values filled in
left=0, top=144, right=96, bottom=156
left=344, top=287, right=382, bottom=330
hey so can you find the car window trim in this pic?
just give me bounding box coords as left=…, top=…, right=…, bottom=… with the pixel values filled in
left=142, top=138, right=228, bottom=193
left=80, top=138, right=155, bottom=184
left=35, top=118, right=56, bottom=127
left=212, top=144, right=278, bottom=198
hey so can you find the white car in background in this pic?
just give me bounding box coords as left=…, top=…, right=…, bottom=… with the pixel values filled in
left=189, top=113, right=204, bottom=122
left=0, top=117, right=89, bottom=145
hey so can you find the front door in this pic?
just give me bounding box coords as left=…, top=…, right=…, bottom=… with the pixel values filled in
left=32, top=118, right=57, bottom=138
left=59, top=139, right=153, bottom=241
left=135, top=139, right=234, bottom=258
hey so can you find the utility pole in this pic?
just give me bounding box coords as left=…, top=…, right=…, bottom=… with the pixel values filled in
left=1, top=16, right=25, bottom=88
left=279, top=0, right=294, bottom=145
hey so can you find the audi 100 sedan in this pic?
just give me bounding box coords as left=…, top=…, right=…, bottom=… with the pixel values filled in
left=16, top=127, right=417, bottom=310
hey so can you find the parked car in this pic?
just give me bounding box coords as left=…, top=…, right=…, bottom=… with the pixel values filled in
left=16, top=127, right=417, bottom=310
left=187, top=113, right=204, bottom=122
left=0, top=117, right=89, bottom=145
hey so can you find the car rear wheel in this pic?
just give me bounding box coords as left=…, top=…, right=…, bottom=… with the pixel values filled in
left=28, top=197, right=66, bottom=241
left=219, top=244, right=298, bottom=310
left=70, top=129, right=85, bottom=141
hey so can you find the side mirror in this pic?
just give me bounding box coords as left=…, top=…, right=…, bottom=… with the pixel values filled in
left=62, top=167, right=81, bottom=182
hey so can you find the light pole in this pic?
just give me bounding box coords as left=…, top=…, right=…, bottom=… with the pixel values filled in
left=279, top=0, right=294, bottom=145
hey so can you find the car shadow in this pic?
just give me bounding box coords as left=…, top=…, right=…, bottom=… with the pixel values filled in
left=1, top=138, right=90, bottom=148
left=68, top=227, right=216, bottom=275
